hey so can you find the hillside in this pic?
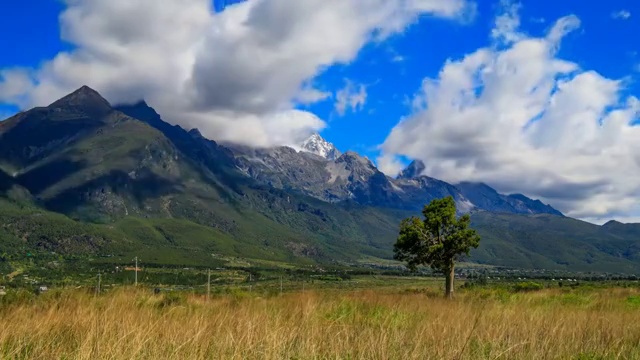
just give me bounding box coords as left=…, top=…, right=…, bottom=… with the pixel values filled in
left=2, top=195, right=639, bottom=273
left=0, top=86, right=638, bottom=273
left=470, top=212, right=640, bottom=273
left=115, top=100, right=562, bottom=216
left=0, top=88, right=409, bottom=265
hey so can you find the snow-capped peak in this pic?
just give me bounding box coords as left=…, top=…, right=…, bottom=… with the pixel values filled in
left=300, top=133, right=341, bottom=160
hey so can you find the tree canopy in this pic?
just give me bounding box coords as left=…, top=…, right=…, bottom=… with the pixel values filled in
left=394, top=196, right=480, bottom=298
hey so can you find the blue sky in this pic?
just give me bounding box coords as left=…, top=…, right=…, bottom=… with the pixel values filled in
left=299, top=0, right=640, bottom=159
left=0, top=0, right=639, bottom=222
left=1, top=0, right=637, bottom=152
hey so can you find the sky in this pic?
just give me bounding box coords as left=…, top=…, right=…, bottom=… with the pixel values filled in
left=0, top=0, right=639, bottom=224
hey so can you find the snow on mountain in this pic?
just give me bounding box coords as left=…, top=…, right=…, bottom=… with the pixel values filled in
left=300, top=133, right=341, bottom=160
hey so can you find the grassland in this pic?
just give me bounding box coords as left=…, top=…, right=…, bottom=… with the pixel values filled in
left=2, top=280, right=640, bottom=359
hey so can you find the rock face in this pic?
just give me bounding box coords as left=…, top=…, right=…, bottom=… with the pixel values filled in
left=398, top=160, right=426, bottom=179
left=300, top=133, right=341, bottom=160
left=228, top=134, right=562, bottom=216
left=456, top=182, right=563, bottom=216
left=48, top=85, right=113, bottom=117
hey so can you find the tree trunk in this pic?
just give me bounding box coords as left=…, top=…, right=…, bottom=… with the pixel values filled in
left=444, top=264, right=455, bottom=299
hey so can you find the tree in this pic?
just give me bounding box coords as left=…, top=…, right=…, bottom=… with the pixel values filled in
left=394, top=196, right=480, bottom=299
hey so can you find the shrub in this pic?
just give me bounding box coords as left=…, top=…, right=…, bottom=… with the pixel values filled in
left=626, top=296, right=640, bottom=308
left=0, top=288, right=36, bottom=306
left=461, top=277, right=488, bottom=289
left=158, top=291, right=186, bottom=308
left=513, top=281, right=543, bottom=292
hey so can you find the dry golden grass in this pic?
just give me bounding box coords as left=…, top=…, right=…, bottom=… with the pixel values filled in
left=2, top=286, right=640, bottom=359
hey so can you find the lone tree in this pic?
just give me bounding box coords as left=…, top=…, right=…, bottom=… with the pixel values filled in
left=394, top=196, right=480, bottom=299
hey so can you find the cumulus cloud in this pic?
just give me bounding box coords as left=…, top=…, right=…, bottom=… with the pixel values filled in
left=491, top=0, right=523, bottom=44
left=0, top=0, right=472, bottom=148
left=335, top=80, right=368, bottom=116
left=611, top=10, right=631, bottom=20
left=379, top=4, right=640, bottom=221
left=377, top=154, right=408, bottom=177
left=294, top=86, right=332, bottom=105
left=0, top=69, right=33, bottom=106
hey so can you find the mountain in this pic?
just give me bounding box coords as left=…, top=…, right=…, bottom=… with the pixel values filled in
left=470, top=212, right=640, bottom=273
left=0, top=88, right=218, bottom=222
left=0, top=86, right=638, bottom=274
left=457, top=182, right=563, bottom=216
left=601, top=220, right=640, bottom=239
left=398, top=160, right=426, bottom=179
left=227, top=141, right=403, bottom=206
left=229, top=146, right=559, bottom=216
left=506, top=193, right=563, bottom=216
left=0, top=87, right=410, bottom=264
left=394, top=174, right=476, bottom=213
left=300, top=133, right=341, bottom=160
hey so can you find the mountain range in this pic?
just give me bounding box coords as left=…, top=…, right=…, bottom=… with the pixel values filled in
left=0, top=86, right=638, bottom=273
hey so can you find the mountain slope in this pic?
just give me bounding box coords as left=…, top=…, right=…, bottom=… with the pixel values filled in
left=457, top=182, right=563, bottom=216
left=397, top=160, right=426, bottom=179
left=470, top=212, right=640, bottom=273
left=0, top=87, right=225, bottom=222
left=229, top=141, right=562, bottom=216
left=0, top=87, right=638, bottom=274
left=0, top=87, right=410, bottom=264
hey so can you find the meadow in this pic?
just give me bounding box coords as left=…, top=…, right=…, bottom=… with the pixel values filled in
left=2, top=280, right=640, bottom=359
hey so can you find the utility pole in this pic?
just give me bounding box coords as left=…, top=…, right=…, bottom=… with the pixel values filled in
left=207, top=269, right=211, bottom=301
left=96, top=271, right=101, bottom=295
left=135, top=257, right=138, bottom=286
left=280, top=276, right=283, bottom=295
left=249, top=273, right=252, bottom=292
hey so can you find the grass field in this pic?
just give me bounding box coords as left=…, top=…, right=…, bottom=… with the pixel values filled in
left=2, top=281, right=640, bottom=359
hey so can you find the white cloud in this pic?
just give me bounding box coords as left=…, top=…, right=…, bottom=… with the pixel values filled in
left=335, top=80, right=368, bottom=116
left=611, top=10, right=631, bottom=20
left=0, top=0, right=473, bottom=148
left=491, top=0, right=523, bottom=45
left=376, top=153, right=407, bottom=176
left=380, top=7, right=640, bottom=221
left=0, top=69, right=33, bottom=105
left=294, top=86, right=332, bottom=105
left=546, top=15, right=581, bottom=45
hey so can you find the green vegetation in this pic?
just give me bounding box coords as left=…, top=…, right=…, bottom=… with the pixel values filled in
left=2, top=280, right=640, bottom=359
left=470, top=212, right=640, bottom=273
left=395, top=197, right=480, bottom=298
left=1, top=87, right=640, bottom=277
left=513, top=281, right=544, bottom=292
